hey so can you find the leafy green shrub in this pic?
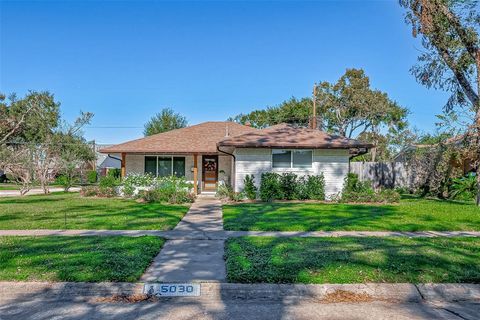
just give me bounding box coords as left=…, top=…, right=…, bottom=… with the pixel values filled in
left=122, top=173, right=155, bottom=197
left=140, top=176, right=194, bottom=204
left=341, top=173, right=399, bottom=203
left=55, top=174, right=77, bottom=192
left=449, top=173, right=477, bottom=201
left=99, top=176, right=120, bottom=188
left=107, top=168, right=121, bottom=179
left=87, top=170, right=98, bottom=184
left=280, top=173, right=298, bottom=200
left=259, top=172, right=282, bottom=202
left=304, top=174, right=326, bottom=200
left=243, top=175, right=257, bottom=200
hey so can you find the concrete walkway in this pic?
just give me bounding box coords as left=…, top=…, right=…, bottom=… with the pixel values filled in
left=2, top=229, right=479, bottom=239
left=140, top=197, right=226, bottom=282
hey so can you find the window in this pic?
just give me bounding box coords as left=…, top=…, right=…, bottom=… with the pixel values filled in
left=272, top=150, right=291, bottom=168
left=145, top=156, right=157, bottom=176
left=293, top=150, right=312, bottom=168
left=272, top=150, right=312, bottom=168
left=144, top=156, right=186, bottom=177
left=173, top=157, right=186, bottom=177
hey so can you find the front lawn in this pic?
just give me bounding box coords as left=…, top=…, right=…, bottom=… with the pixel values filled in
left=0, top=236, right=164, bottom=282
left=225, top=237, right=480, bottom=284
left=0, top=192, right=189, bottom=230
left=223, top=198, right=480, bottom=231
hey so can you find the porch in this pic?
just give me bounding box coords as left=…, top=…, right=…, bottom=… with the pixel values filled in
left=119, top=153, right=233, bottom=194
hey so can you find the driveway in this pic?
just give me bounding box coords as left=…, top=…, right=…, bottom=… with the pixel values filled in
left=0, top=187, right=81, bottom=197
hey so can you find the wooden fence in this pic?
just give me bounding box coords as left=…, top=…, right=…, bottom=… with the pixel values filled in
left=349, top=162, right=413, bottom=188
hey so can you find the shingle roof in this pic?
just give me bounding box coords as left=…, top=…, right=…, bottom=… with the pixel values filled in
left=99, top=121, right=258, bottom=154
left=217, top=123, right=374, bottom=149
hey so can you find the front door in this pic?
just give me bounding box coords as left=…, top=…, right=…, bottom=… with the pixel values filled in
left=202, top=155, right=218, bottom=191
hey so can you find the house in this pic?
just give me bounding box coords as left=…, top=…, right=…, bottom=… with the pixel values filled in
left=100, top=121, right=373, bottom=197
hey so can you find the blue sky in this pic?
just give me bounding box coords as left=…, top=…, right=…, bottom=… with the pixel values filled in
left=1, top=0, right=448, bottom=144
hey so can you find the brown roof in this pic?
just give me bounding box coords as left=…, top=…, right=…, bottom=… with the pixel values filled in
left=217, top=123, right=374, bottom=149
left=100, top=121, right=257, bottom=154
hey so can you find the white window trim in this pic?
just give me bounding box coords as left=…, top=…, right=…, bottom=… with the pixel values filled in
left=144, top=155, right=186, bottom=177
left=271, top=149, right=313, bottom=169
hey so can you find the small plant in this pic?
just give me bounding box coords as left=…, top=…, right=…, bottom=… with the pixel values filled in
left=80, top=185, right=117, bottom=198
left=99, top=175, right=120, bottom=189
left=87, top=170, right=98, bottom=184
left=450, top=173, right=477, bottom=201
left=259, top=172, right=282, bottom=202
left=216, top=183, right=234, bottom=199
left=55, top=174, right=77, bottom=192
left=243, top=175, right=257, bottom=200
left=107, top=168, right=121, bottom=179
left=140, top=176, right=194, bottom=204
left=341, top=173, right=399, bottom=203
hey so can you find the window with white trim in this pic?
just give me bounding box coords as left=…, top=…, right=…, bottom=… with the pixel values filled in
left=272, top=150, right=312, bottom=168
left=144, top=156, right=186, bottom=177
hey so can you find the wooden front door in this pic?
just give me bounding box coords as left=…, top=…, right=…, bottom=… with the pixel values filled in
left=202, top=155, right=218, bottom=191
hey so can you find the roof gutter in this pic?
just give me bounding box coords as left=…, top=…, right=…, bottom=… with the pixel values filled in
left=216, top=145, right=236, bottom=162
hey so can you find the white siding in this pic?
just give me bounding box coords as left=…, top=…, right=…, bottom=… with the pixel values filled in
left=234, top=148, right=272, bottom=192
left=233, top=148, right=349, bottom=197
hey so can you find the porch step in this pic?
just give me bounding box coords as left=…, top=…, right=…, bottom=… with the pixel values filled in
left=197, top=192, right=217, bottom=199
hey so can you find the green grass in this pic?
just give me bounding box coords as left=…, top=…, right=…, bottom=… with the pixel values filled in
left=0, top=236, right=164, bottom=282
left=223, top=198, right=480, bottom=231
left=225, top=236, right=480, bottom=284
left=0, top=192, right=189, bottom=230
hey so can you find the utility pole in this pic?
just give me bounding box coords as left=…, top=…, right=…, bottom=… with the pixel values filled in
left=312, top=83, right=317, bottom=129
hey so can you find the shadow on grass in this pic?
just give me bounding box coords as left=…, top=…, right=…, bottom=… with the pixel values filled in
left=0, top=236, right=164, bottom=282
left=223, top=200, right=480, bottom=232
left=0, top=193, right=189, bottom=230
left=225, top=236, right=480, bottom=284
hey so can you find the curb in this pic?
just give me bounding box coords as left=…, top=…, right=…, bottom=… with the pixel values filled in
left=1, top=282, right=479, bottom=303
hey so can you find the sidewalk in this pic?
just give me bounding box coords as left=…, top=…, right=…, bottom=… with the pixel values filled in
left=0, top=187, right=81, bottom=197
left=140, top=197, right=227, bottom=282
left=1, top=229, right=479, bottom=239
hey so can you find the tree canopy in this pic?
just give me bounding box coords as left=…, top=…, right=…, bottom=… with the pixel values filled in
left=144, top=108, right=188, bottom=136
left=400, top=0, right=480, bottom=205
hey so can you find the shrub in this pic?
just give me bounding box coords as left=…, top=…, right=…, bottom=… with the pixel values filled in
left=449, top=173, right=477, bottom=201
left=243, top=175, right=257, bottom=200
left=140, top=176, right=194, bottom=204
left=107, top=168, right=121, bottom=179
left=216, top=183, right=234, bottom=199
left=259, top=172, right=282, bottom=202
left=341, top=173, right=399, bottom=203
left=122, top=173, right=155, bottom=197
left=55, top=174, right=77, bottom=192
left=280, top=173, right=298, bottom=200
left=304, top=174, right=326, bottom=200
left=87, top=170, right=98, bottom=184
left=99, top=176, right=120, bottom=189
left=80, top=186, right=117, bottom=198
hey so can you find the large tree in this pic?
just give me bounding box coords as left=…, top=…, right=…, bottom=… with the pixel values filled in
left=229, top=97, right=313, bottom=129
left=144, top=108, right=188, bottom=136
left=0, top=92, right=94, bottom=194
left=400, top=0, right=480, bottom=205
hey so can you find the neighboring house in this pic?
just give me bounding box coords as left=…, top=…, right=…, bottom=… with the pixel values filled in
left=94, top=144, right=121, bottom=176
left=100, top=121, right=373, bottom=197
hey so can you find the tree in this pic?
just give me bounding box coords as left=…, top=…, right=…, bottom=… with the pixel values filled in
left=229, top=97, right=312, bottom=128
left=315, top=69, right=409, bottom=156
left=0, top=92, right=94, bottom=194
left=144, top=108, right=188, bottom=136
left=400, top=0, right=480, bottom=205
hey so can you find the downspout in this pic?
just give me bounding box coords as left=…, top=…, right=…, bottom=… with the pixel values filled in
left=217, top=145, right=236, bottom=190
